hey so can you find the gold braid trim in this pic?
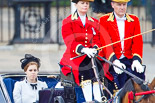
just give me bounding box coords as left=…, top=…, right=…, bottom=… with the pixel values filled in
left=126, top=13, right=134, bottom=22
left=133, top=53, right=143, bottom=63
left=80, top=80, right=91, bottom=88
left=108, top=52, right=115, bottom=61
left=75, top=44, right=82, bottom=55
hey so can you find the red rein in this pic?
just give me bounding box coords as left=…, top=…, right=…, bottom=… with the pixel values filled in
left=128, top=90, right=155, bottom=100
left=135, top=90, right=155, bottom=96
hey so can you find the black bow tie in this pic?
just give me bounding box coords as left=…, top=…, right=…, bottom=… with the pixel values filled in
left=30, top=84, right=37, bottom=90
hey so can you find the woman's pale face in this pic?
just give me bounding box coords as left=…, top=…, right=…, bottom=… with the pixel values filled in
left=25, top=65, right=38, bottom=83
left=111, top=2, right=127, bottom=18
left=75, top=1, right=89, bottom=15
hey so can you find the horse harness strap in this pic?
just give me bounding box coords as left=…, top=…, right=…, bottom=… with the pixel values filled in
left=134, top=95, right=145, bottom=103
left=128, top=91, right=143, bottom=103
left=128, top=90, right=155, bottom=103
left=127, top=78, right=154, bottom=103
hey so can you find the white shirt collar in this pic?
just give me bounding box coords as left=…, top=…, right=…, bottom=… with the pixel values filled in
left=114, top=12, right=126, bottom=21
left=78, top=12, right=86, bottom=26
left=25, top=77, right=38, bottom=84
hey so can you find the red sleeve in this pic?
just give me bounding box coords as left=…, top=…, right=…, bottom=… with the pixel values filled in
left=132, top=17, right=143, bottom=63
left=99, top=17, right=116, bottom=62
left=62, top=17, right=81, bottom=55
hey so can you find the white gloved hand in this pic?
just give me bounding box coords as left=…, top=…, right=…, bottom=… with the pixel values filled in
left=90, top=48, right=97, bottom=57
left=113, top=59, right=126, bottom=74
left=131, top=60, right=144, bottom=73
left=81, top=48, right=97, bottom=58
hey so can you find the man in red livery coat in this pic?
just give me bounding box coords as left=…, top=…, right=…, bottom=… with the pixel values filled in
left=59, top=0, right=124, bottom=102
left=100, top=0, right=145, bottom=93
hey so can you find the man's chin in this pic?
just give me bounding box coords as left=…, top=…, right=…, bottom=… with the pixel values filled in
left=118, top=13, right=125, bottom=17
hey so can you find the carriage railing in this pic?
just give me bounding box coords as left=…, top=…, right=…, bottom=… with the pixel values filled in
left=0, top=75, right=12, bottom=103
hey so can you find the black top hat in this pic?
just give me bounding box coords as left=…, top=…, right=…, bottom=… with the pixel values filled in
left=72, top=0, right=94, bottom=3
left=20, top=54, right=40, bottom=70
left=92, top=0, right=114, bottom=13
left=72, top=0, right=78, bottom=3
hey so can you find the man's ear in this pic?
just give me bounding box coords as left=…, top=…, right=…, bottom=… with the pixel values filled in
left=111, top=2, right=114, bottom=8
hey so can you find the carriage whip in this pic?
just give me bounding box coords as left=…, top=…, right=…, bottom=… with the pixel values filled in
left=70, top=29, right=155, bottom=60
left=97, top=55, right=147, bottom=84
left=97, top=28, right=155, bottom=51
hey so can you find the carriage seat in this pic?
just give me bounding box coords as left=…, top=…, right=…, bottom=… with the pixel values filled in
left=3, top=78, right=17, bottom=103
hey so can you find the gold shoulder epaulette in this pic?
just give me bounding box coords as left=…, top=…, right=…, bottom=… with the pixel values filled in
left=126, top=13, right=134, bottom=22
left=107, top=13, right=114, bottom=22
left=88, top=16, right=94, bottom=22
left=71, top=12, right=78, bottom=20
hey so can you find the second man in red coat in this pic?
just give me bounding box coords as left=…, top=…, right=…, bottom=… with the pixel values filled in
left=99, top=0, right=145, bottom=94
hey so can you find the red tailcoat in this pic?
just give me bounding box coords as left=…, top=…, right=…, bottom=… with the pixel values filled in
left=100, top=12, right=143, bottom=64
left=60, top=12, right=115, bottom=85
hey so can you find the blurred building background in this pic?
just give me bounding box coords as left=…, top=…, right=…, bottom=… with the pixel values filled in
left=0, top=0, right=154, bottom=46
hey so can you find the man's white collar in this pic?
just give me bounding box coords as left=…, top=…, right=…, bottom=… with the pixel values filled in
left=114, top=12, right=126, bottom=21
